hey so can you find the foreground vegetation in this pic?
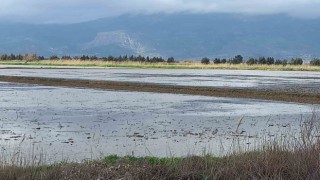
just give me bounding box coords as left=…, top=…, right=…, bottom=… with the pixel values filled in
left=1, top=113, right=320, bottom=179
left=2, top=143, right=320, bottom=179
left=2, top=149, right=320, bottom=180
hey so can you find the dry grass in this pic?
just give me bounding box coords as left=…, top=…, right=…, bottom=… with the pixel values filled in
left=2, top=60, right=320, bottom=71
left=1, top=113, right=320, bottom=179
left=2, top=147, right=320, bottom=179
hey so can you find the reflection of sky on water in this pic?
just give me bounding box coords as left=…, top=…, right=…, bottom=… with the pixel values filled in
left=0, top=82, right=317, bottom=163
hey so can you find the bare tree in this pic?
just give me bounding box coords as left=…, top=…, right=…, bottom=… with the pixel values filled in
left=23, top=53, right=37, bottom=63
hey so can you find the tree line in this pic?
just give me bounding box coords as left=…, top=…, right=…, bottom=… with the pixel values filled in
left=201, top=55, right=320, bottom=66
left=1, top=53, right=320, bottom=66
left=0, top=53, right=175, bottom=63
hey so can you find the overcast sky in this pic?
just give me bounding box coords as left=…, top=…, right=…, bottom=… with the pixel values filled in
left=0, top=0, right=319, bottom=23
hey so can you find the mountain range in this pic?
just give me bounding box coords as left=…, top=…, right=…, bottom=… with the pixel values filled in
left=0, top=13, right=319, bottom=60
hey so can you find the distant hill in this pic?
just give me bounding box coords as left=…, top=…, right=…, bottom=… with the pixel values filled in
left=0, top=13, right=319, bottom=60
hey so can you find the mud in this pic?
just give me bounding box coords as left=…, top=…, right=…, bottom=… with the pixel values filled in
left=0, top=75, right=319, bottom=104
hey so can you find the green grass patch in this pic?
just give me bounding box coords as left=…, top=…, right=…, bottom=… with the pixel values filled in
left=104, top=155, right=120, bottom=164
left=103, top=155, right=183, bottom=165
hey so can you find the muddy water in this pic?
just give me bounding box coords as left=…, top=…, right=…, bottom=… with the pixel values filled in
left=0, top=68, right=320, bottom=94
left=0, top=82, right=317, bottom=163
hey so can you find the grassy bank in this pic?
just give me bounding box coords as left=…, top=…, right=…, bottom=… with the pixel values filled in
left=1, top=113, right=320, bottom=179
left=2, top=146, right=320, bottom=179
left=2, top=60, right=320, bottom=71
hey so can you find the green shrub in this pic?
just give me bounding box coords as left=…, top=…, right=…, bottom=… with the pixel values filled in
left=201, top=57, right=210, bottom=64
left=310, top=58, right=320, bottom=66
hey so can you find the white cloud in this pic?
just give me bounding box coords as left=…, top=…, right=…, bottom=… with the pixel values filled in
left=0, top=0, right=319, bottom=23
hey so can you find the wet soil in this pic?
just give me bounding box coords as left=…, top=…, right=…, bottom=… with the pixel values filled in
left=0, top=82, right=313, bottom=162
left=0, top=75, right=319, bottom=104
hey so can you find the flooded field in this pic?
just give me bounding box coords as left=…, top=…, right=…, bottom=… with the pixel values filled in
left=0, top=81, right=317, bottom=163
left=0, top=68, right=320, bottom=94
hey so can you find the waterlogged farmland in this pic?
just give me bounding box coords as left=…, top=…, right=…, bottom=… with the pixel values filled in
left=0, top=68, right=320, bottom=94
left=0, top=80, right=316, bottom=163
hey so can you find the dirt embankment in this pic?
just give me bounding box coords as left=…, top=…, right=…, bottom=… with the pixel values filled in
left=0, top=75, right=319, bottom=104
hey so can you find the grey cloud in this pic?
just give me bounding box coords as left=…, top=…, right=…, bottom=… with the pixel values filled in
left=0, top=0, right=319, bottom=23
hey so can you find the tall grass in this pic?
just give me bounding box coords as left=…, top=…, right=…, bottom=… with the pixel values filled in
left=1, top=113, right=320, bottom=179
left=2, top=60, right=320, bottom=71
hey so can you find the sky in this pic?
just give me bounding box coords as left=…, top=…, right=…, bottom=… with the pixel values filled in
left=0, top=0, right=320, bottom=23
